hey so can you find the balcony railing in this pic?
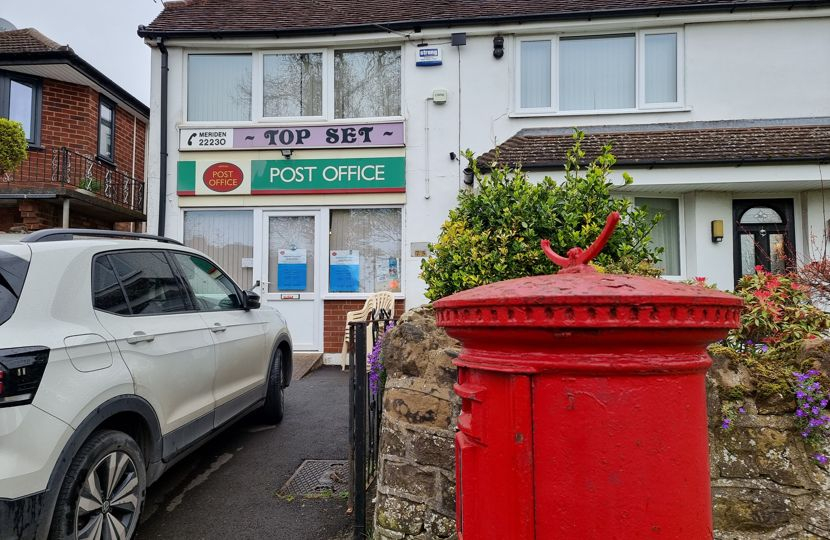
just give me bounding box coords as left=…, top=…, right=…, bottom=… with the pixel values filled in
left=1, top=147, right=145, bottom=214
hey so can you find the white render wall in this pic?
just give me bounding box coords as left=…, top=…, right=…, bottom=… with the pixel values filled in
left=147, top=9, right=830, bottom=305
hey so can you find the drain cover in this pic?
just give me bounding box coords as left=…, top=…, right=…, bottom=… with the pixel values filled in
left=279, top=460, right=349, bottom=496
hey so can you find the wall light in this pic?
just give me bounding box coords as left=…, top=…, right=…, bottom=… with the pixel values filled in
left=493, top=36, right=504, bottom=59
left=281, top=148, right=293, bottom=159
left=711, top=219, right=724, bottom=243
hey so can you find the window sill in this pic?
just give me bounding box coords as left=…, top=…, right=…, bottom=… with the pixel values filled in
left=177, top=116, right=406, bottom=128
left=96, top=155, right=116, bottom=168
left=508, top=107, right=692, bottom=119
left=322, top=293, right=405, bottom=301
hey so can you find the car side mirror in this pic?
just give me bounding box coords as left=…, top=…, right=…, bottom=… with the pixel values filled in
left=242, top=290, right=260, bottom=310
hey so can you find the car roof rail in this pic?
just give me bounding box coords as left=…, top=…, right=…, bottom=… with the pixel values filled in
left=20, top=229, right=184, bottom=246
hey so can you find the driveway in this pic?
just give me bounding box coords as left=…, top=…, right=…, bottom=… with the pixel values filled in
left=135, top=367, right=352, bottom=539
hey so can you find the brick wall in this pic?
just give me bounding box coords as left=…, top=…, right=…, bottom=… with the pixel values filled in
left=17, top=200, right=59, bottom=231
left=323, top=299, right=406, bottom=352
left=39, top=79, right=147, bottom=182
left=0, top=207, right=21, bottom=231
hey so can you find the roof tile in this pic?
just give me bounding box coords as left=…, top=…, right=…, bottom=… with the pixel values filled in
left=0, top=28, right=68, bottom=54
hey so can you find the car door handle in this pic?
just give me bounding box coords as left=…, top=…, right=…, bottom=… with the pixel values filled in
left=126, top=332, right=155, bottom=344
left=210, top=324, right=227, bottom=333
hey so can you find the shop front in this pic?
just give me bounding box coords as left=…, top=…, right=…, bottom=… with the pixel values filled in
left=175, top=122, right=406, bottom=356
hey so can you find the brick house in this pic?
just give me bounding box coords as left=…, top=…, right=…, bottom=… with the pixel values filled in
left=0, top=27, right=148, bottom=232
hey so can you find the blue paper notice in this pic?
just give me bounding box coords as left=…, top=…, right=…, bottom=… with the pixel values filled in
left=278, top=264, right=306, bottom=291
left=330, top=250, right=360, bottom=292
left=277, top=248, right=307, bottom=291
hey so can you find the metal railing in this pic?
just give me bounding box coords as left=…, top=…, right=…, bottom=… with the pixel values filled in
left=2, top=147, right=145, bottom=213
left=349, top=315, right=393, bottom=540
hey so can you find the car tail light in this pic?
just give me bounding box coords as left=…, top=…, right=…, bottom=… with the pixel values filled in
left=0, top=347, right=49, bottom=407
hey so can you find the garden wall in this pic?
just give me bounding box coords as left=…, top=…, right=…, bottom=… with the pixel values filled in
left=373, top=307, right=830, bottom=540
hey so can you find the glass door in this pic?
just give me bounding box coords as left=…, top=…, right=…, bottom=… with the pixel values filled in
left=733, top=199, right=795, bottom=286
left=261, top=211, right=321, bottom=351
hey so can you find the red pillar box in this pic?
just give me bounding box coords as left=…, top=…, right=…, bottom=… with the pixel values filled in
left=434, top=213, right=742, bottom=540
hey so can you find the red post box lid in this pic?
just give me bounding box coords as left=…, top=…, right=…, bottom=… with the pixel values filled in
left=434, top=212, right=743, bottom=333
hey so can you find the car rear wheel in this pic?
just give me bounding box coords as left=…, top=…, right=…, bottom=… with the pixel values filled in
left=49, top=430, right=145, bottom=540
left=261, top=349, right=285, bottom=424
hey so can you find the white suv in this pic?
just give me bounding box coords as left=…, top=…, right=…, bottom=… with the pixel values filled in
left=0, top=229, right=292, bottom=540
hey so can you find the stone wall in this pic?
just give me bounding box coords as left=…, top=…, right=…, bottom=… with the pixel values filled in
left=373, top=306, right=460, bottom=540
left=374, top=307, right=830, bottom=539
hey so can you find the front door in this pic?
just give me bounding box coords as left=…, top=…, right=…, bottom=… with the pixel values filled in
left=733, top=199, right=796, bottom=286
left=261, top=211, right=321, bottom=351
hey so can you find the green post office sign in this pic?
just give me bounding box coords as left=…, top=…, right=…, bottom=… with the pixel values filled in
left=251, top=157, right=405, bottom=194
left=177, top=156, right=405, bottom=196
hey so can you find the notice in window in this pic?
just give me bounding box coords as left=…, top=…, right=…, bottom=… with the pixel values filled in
left=375, top=257, right=400, bottom=292
left=277, top=249, right=307, bottom=291
left=330, top=250, right=360, bottom=292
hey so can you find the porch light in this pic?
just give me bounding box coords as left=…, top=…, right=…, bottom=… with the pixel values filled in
left=711, top=219, right=724, bottom=243
left=281, top=148, right=293, bottom=160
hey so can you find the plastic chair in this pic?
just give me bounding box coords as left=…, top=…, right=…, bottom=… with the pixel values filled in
left=340, top=292, right=396, bottom=370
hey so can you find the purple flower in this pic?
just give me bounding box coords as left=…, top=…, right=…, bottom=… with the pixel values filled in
left=796, top=391, right=806, bottom=399
left=738, top=407, right=746, bottom=414
left=802, top=431, right=811, bottom=438
left=759, top=344, right=769, bottom=353
left=815, top=454, right=829, bottom=465
left=721, top=418, right=732, bottom=430
left=796, top=409, right=805, bottom=417
left=821, top=400, right=828, bottom=408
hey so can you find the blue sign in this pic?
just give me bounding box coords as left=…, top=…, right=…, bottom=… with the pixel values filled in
left=277, top=249, right=307, bottom=291
left=330, top=250, right=360, bottom=292
left=416, top=47, right=443, bottom=66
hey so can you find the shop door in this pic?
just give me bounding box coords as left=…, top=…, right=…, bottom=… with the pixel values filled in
left=261, top=211, right=321, bottom=351
left=732, top=199, right=795, bottom=286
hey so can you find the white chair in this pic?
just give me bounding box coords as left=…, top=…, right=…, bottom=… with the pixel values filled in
left=340, top=292, right=396, bottom=370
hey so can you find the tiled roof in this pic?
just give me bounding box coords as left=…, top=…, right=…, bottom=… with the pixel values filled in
left=479, top=123, right=830, bottom=168
left=0, top=28, right=68, bottom=54
left=140, top=0, right=829, bottom=36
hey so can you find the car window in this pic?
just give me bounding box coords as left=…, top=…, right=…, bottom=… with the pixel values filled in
left=0, top=249, right=29, bottom=326
left=107, top=252, right=190, bottom=315
left=92, top=256, right=131, bottom=315
left=173, top=253, right=242, bottom=311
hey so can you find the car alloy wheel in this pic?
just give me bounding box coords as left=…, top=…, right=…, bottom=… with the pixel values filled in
left=74, top=451, right=141, bottom=540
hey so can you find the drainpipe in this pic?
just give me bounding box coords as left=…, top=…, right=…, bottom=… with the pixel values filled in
left=156, top=37, right=169, bottom=236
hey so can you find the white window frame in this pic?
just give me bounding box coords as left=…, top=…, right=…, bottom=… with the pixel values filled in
left=638, top=28, right=685, bottom=110
left=322, top=204, right=406, bottom=299
left=183, top=45, right=404, bottom=126
left=513, top=28, right=685, bottom=116
left=632, top=195, right=686, bottom=279
left=257, top=48, right=328, bottom=123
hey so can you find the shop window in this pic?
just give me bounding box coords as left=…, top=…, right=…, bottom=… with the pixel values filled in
left=635, top=197, right=681, bottom=276
left=263, top=52, right=323, bottom=118
left=334, top=48, right=401, bottom=119
left=517, top=30, right=681, bottom=113
left=329, top=209, right=401, bottom=293
left=183, top=210, right=254, bottom=289
left=1, top=72, right=41, bottom=144
left=187, top=54, right=252, bottom=121
left=97, top=97, right=115, bottom=162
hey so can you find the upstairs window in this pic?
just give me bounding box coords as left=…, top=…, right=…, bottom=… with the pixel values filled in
left=97, top=97, right=115, bottom=162
left=263, top=52, right=323, bottom=118
left=186, top=47, right=401, bottom=123
left=188, top=54, right=252, bottom=121
left=0, top=72, right=41, bottom=144
left=517, top=29, right=682, bottom=114
left=334, top=48, right=401, bottom=119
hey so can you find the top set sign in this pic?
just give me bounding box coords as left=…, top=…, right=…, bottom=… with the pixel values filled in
left=179, top=121, right=405, bottom=151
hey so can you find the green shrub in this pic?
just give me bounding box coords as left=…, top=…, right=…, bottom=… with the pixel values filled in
left=420, top=129, right=663, bottom=300
left=0, top=118, right=27, bottom=174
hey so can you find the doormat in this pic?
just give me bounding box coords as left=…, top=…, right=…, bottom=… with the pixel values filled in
left=278, top=459, right=349, bottom=497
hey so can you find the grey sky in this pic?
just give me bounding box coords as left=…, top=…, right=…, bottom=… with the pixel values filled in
left=2, top=0, right=164, bottom=105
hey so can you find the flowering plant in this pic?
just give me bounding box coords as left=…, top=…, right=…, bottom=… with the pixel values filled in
left=368, top=321, right=395, bottom=396
left=727, top=266, right=830, bottom=355
left=793, top=370, right=830, bottom=464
